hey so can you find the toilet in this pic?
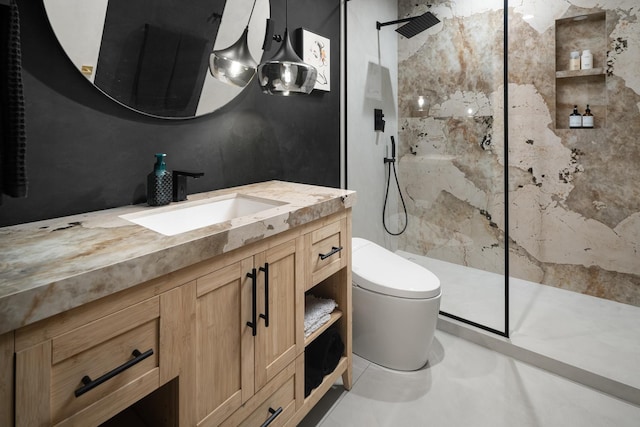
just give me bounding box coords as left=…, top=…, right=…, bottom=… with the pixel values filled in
left=351, top=238, right=441, bottom=371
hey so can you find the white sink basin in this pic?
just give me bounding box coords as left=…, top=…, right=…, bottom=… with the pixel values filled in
left=120, top=194, right=287, bottom=236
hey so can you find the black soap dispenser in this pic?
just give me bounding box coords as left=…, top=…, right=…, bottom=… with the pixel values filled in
left=147, top=153, right=173, bottom=206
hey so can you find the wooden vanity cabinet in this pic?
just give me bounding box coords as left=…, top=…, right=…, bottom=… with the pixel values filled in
left=8, top=208, right=352, bottom=427
left=194, top=212, right=354, bottom=427
left=192, top=236, right=303, bottom=427
left=12, top=282, right=194, bottom=427
left=285, top=214, right=352, bottom=426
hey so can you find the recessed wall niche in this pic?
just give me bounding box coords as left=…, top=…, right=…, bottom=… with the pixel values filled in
left=555, top=12, right=607, bottom=129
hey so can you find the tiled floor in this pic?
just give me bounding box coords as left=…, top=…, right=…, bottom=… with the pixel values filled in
left=299, top=331, right=640, bottom=427
left=397, top=252, right=640, bottom=395
left=298, top=252, right=640, bottom=426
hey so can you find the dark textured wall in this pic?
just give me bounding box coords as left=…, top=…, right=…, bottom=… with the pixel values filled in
left=0, top=0, right=341, bottom=227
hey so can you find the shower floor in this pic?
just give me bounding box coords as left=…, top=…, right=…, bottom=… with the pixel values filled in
left=396, top=250, right=640, bottom=404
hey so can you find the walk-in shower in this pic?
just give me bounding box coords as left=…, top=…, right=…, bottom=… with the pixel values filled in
left=369, top=2, right=509, bottom=336
left=346, top=0, right=640, bottom=403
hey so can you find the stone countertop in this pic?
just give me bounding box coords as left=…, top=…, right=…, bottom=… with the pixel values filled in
left=0, top=181, right=356, bottom=335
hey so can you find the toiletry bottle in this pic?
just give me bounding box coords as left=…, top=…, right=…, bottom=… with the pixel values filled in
left=570, top=51, right=580, bottom=71
left=582, top=104, right=594, bottom=128
left=569, top=105, right=582, bottom=128
left=147, top=153, right=173, bottom=206
left=581, top=50, right=592, bottom=70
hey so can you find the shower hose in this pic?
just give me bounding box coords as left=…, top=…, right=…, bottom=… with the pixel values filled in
left=383, top=140, right=408, bottom=236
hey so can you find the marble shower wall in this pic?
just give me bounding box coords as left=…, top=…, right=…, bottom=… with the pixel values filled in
left=397, top=0, right=640, bottom=306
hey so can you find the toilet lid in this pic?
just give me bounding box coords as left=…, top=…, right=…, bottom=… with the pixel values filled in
left=352, top=238, right=441, bottom=299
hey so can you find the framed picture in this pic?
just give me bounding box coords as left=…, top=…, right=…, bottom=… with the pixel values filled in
left=299, top=29, right=330, bottom=92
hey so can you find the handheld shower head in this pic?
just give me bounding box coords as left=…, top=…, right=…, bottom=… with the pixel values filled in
left=390, top=136, right=396, bottom=159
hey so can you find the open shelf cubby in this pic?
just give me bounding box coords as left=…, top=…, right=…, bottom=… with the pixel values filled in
left=300, top=266, right=350, bottom=407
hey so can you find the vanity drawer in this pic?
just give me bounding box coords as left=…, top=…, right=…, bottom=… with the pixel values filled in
left=50, top=297, right=160, bottom=425
left=220, top=363, right=297, bottom=427
left=308, top=218, right=348, bottom=288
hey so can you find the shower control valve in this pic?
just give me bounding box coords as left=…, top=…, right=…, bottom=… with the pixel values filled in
left=374, top=109, right=386, bottom=132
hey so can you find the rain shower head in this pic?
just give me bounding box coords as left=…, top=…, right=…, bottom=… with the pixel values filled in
left=396, top=12, right=440, bottom=38
left=376, top=11, right=441, bottom=39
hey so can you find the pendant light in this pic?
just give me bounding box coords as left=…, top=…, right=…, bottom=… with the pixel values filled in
left=209, top=0, right=259, bottom=87
left=257, top=0, right=317, bottom=95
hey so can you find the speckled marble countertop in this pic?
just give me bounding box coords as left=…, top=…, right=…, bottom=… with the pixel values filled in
left=0, top=181, right=356, bottom=335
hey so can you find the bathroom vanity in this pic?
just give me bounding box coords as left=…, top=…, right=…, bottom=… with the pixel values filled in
left=0, top=181, right=355, bottom=426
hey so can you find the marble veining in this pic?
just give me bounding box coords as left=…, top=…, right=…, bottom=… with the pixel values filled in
left=397, top=0, right=640, bottom=306
left=0, top=181, right=355, bottom=334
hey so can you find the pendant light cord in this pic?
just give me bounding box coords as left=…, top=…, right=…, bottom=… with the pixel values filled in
left=247, top=0, right=258, bottom=27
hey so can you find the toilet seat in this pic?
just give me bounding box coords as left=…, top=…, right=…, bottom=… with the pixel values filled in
left=352, top=238, right=441, bottom=299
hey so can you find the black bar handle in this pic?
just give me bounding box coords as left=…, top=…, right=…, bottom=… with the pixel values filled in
left=319, top=246, right=343, bottom=261
left=247, top=268, right=257, bottom=336
left=74, top=348, right=154, bottom=397
left=259, top=263, right=270, bottom=328
left=260, top=407, right=283, bottom=427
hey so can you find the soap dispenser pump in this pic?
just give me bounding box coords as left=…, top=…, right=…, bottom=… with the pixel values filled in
left=147, top=153, right=173, bottom=206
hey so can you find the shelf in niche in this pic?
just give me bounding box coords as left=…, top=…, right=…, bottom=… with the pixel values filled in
left=554, top=11, right=607, bottom=130
left=556, top=68, right=604, bottom=79
left=304, top=309, right=342, bottom=347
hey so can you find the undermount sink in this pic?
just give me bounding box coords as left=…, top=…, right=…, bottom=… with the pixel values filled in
left=120, top=194, right=287, bottom=236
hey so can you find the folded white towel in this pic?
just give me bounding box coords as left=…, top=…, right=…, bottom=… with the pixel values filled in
left=304, top=313, right=332, bottom=338
left=304, top=295, right=337, bottom=337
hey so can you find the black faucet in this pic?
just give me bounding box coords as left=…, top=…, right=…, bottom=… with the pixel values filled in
left=172, top=170, right=204, bottom=202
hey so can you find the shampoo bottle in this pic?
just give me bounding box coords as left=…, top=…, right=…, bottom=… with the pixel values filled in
left=569, top=51, right=580, bottom=71
left=581, top=50, right=593, bottom=70
left=569, top=105, right=582, bottom=129
left=147, top=153, right=173, bottom=206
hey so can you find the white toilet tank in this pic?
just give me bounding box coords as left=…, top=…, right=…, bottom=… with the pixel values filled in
left=352, top=238, right=441, bottom=370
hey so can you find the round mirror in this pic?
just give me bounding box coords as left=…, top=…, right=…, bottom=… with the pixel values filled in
left=43, top=0, right=269, bottom=119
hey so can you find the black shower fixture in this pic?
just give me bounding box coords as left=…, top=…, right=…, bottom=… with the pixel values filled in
left=376, top=11, right=441, bottom=38
left=374, top=109, right=385, bottom=132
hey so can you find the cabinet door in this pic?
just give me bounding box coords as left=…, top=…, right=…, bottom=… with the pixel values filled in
left=254, top=238, right=302, bottom=390
left=195, top=257, right=255, bottom=427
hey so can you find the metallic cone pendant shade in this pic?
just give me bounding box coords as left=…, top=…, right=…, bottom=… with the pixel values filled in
left=209, top=26, right=258, bottom=87
left=257, top=28, right=317, bottom=96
